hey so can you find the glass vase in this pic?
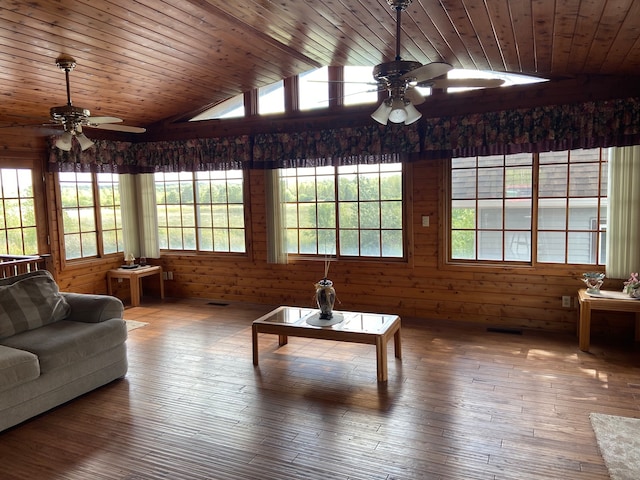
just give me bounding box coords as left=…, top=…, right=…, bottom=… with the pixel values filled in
left=582, top=272, right=605, bottom=294
left=315, top=278, right=336, bottom=319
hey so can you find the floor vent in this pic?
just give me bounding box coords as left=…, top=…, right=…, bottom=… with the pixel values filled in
left=207, top=301, right=229, bottom=307
left=487, top=327, right=523, bottom=335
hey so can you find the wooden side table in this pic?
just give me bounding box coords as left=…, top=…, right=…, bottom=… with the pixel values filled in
left=107, top=265, right=165, bottom=307
left=577, top=288, right=640, bottom=351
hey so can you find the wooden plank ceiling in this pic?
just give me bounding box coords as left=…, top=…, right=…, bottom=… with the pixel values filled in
left=1, top=0, right=640, bottom=132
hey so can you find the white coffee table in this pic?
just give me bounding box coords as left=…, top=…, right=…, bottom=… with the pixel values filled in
left=252, top=306, right=402, bottom=382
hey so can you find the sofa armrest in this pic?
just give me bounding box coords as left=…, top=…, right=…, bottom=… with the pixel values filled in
left=61, top=293, right=124, bottom=323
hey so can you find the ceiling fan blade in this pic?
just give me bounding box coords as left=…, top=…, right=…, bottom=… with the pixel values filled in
left=308, top=80, right=379, bottom=85
left=87, top=123, right=146, bottom=133
left=428, top=78, right=506, bottom=89
left=0, top=123, right=61, bottom=135
left=86, top=116, right=123, bottom=125
left=402, top=62, right=453, bottom=83
left=405, top=86, right=425, bottom=105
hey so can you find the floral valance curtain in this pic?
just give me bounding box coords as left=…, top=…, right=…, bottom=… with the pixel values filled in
left=47, top=139, right=136, bottom=173
left=48, top=136, right=252, bottom=173
left=422, top=97, right=640, bottom=158
left=251, top=123, right=421, bottom=169
left=47, top=97, right=640, bottom=172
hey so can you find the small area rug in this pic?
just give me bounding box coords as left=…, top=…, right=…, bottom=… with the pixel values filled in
left=125, top=320, right=149, bottom=332
left=590, top=413, right=640, bottom=480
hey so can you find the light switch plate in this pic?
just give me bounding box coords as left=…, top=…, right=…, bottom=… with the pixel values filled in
left=422, top=215, right=430, bottom=227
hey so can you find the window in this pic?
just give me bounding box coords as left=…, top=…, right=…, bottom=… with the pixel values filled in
left=58, top=172, right=123, bottom=260
left=258, top=80, right=284, bottom=115
left=97, top=173, right=124, bottom=255
left=189, top=67, right=546, bottom=121
left=299, top=67, right=329, bottom=110
left=155, top=170, right=246, bottom=253
left=0, top=169, right=37, bottom=255
left=281, top=163, right=404, bottom=258
left=537, top=149, right=607, bottom=264
left=449, top=148, right=608, bottom=265
left=189, top=93, right=245, bottom=121
left=343, top=66, right=379, bottom=106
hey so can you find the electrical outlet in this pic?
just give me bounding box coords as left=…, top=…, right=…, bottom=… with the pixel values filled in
left=167, top=271, right=173, bottom=280
left=562, top=296, right=571, bottom=308
left=422, top=215, right=430, bottom=227
left=162, top=272, right=168, bottom=280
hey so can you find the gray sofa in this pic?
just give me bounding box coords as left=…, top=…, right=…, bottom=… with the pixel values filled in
left=0, top=270, right=128, bottom=432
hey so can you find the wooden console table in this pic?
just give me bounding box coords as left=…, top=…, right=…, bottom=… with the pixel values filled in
left=107, top=265, right=165, bottom=307
left=577, top=288, right=640, bottom=351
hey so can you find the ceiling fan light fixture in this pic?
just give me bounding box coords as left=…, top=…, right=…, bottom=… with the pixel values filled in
left=388, top=97, right=408, bottom=123
left=76, top=132, right=95, bottom=151
left=403, top=101, right=422, bottom=124
left=55, top=131, right=73, bottom=151
left=371, top=99, right=393, bottom=125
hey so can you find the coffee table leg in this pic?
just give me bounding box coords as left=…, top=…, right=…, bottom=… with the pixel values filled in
left=278, top=334, right=288, bottom=346
left=376, top=336, right=388, bottom=382
left=252, top=324, right=259, bottom=365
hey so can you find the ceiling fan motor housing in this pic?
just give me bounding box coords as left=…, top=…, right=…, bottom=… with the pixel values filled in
left=50, top=105, right=91, bottom=132
left=373, top=59, right=422, bottom=98
left=373, top=60, right=422, bottom=82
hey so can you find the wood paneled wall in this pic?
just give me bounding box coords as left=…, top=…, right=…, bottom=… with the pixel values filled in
left=137, top=160, right=628, bottom=336
left=13, top=78, right=637, bottom=338
left=40, top=161, right=638, bottom=336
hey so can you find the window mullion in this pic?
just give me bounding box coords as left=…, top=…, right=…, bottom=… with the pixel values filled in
left=334, top=166, right=340, bottom=259
left=193, top=176, right=200, bottom=251
left=564, top=152, right=571, bottom=263
left=531, top=153, right=540, bottom=265
left=475, top=162, right=480, bottom=260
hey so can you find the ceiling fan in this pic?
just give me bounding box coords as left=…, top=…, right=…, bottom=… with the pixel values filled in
left=49, top=55, right=146, bottom=151
left=370, top=0, right=504, bottom=125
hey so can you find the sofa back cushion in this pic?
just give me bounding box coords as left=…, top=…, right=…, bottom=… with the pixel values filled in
left=0, top=270, right=70, bottom=339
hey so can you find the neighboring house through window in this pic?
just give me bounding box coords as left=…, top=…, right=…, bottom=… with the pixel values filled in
left=449, top=148, right=608, bottom=265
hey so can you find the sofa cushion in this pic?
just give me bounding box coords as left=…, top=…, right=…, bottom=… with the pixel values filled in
left=0, top=344, right=40, bottom=392
left=0, top=270, right=70, bottom=339
left=0, top=318, right=126, bottom=373
left=0, top=269, right=52, bottom=287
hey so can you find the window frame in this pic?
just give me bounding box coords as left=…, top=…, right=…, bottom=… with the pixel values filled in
left=281, top=162, right=411, bottom=263
left=154, top=170, right=251, bottom=256
left=54, top=171, right=124, bottom=264
left=443, top=149, right=609, bottom=270
left=0, top=168, right=40, bottom=256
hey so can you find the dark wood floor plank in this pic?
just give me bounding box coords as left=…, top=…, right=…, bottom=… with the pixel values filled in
left=1, top=299, right=639, bottom=479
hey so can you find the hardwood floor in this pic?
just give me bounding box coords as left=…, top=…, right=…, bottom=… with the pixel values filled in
left=2, top=298, right=640, bottom=479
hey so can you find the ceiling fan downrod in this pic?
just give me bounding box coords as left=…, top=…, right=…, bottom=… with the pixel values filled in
left=389, top=0, right=412, bottom=61
left=50, top=55, right=91, bottom=131
left=56, top=55, right=76, bottom=107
